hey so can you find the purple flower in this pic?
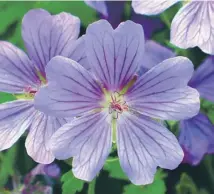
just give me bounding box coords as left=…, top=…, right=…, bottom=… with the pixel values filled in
left=0, top=9, right=87, bottom=164
left=132, top=1, right=214, bottom=54
left=30, top=163, right=61, bottom=178
left=35, top=20, right=200, bottom=185
left=84, top=0, right=163, bottom=38
left=138, top=40, right=214, bottom=165
left=180, top=57, right=214, bottom=165
left=179, top=113, right=214, bottom=166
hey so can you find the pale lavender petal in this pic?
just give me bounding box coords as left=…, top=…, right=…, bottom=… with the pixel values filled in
left=132, top=0, right=179, bottom=15
left=126, top=56, right=200, bottom=120
left=0, top=100, right=35, bottom=150
left=0, top=41, right=39, bottom=93
left=61, top=36, right=90, bottom=70
left=189, top=57, right=214, bottom=102
left=179, top=113, right=214, bottom=165
left=85, top=20, right=145, bottom=90
left=117, top=112, right=183, bottom=185
left=171, top=2, right=214, bottom=54
left=84, top=0, right=108, bottom=16
left=26, top=112, right=67, bottom=164
left=50, top=111, right=111, bottom=181
left=34, top=56, right=103, bottom=118
left=138, top=40, right=175, bottom=75
left=22, top=9, right=80, bottom=74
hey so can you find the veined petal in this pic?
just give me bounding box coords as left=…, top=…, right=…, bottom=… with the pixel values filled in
left=84, top=0, right=108, bottom=16
left=132, top=0, right=179, bottom=15
left=50, top=111, right=112, bottom=181
left=117, top=112, right=183, bottom=185
left=179, top=113, right=214, bottom=165
left=61, top=36, right=90, bottom=70
left=138, top=41, right=175, bottom=75
left=85, top=20, right=145, bottom=91
left=26, top=112, right=67, bottom=164
left=171, top=2, right=214, bottom=54
left=0, top=42, right=39, bottom=93
left=22, top=9, right=80, bottom=73
left=126, top=56, right=200, bottom=120
left=0, top=100, right=35, bottom=150
left=189, top=57, right=214, bottom=102
left=34, top=56, right=103, bottom=118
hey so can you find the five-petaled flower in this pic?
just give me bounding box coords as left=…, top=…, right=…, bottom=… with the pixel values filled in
left=132, top=0, right=214, bottom=55
left=35, top=20, right=200, bottom=185
left=0, top=8, right=88, bottom=164
left=140, top=40, right=214, bottom=166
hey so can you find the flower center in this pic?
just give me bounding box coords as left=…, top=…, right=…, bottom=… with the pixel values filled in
left=15, top=85, right=40, bottom=100
left=14, top=71, right=47, bottom=100
left=108, top=92, right=129, bottom=119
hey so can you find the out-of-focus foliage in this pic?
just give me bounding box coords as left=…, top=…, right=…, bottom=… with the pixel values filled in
left=176, top=173, right=209, bottom=194
left=0, top=1, right=97, bottom=50
left=0, top=145, right=17, bottom=187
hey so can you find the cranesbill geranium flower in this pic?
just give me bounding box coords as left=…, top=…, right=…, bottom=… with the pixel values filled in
left=35, top=20, right=200, bottom=185
left=140, top=40, right=214, bottom=165
left=0, top=9, right=87, bottom=164
left=132, top=1, right=214, bottom=55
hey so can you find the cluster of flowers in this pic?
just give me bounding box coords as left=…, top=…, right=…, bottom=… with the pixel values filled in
left=0, top=0, right=214, bottom=186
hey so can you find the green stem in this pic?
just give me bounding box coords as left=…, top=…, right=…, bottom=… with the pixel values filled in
left=160, top=12, right=171, bottom=29
left=112, top=117, right=117, bottom=143
left=88, top=179, right=96, bottom=194
left=106, top=157, right=119, bottom=163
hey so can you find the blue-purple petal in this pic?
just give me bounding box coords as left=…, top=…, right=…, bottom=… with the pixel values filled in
left=126, top=56, right=200, bottom=120
left=25, top=112, right=67, bottom=164
left=179, top=113, right=214, bottom=165
left=22, top=9, right=80, bottom=74
left=85, top=20, right=145, bottom=90
left=49, top=111, right=112, bottom=181
left=171, top=2, right=214, bottom=54
left=0, top=100, right=35, bottom=150
left=138, top=40, right=175, bottom=75
left=132, top=0, right=179, bottom=15
left=34, top=56, right=103, bottom=118
left=189, top=57, right=214, bottom=102
left=0, top=41, right=40, bottom=93
left=117, top=112, right=183, bottom=185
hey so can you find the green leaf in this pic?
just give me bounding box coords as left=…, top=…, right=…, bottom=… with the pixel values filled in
left=104, top=158, right=127, bottom=180
left=124, top=169, right=167, bottom=194
left=0, top=92, right=16, bottom=104
left=61, top=171, right=84, bottom=194
left=0, top=144, right=17, bottom=187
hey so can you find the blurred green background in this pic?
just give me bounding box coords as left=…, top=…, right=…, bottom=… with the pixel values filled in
left=0, top=1, right=213, bottom=194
